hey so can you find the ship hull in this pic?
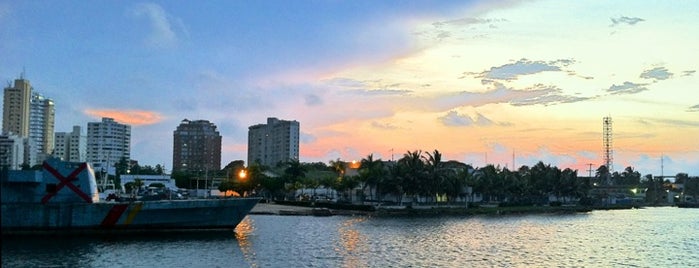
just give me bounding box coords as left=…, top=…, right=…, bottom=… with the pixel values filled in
left=1, top=198, right=259, bottom=234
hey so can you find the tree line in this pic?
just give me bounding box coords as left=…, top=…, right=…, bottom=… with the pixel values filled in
left=198, top=150, right=693, bottom=205
left=154, top=150, right=699, bottom=205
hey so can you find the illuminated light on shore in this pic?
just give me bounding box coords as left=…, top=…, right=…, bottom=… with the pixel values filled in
left=348, top=160, right=361, bottom=169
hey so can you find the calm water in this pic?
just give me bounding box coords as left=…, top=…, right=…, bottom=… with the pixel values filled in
left=2, top=207, right=698, bottom=267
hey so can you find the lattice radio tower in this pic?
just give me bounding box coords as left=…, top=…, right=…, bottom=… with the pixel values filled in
left=603, top=116, right=613, bottom=172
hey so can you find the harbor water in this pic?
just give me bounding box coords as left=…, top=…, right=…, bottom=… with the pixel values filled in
left=2, top=206, right=698, bottom=267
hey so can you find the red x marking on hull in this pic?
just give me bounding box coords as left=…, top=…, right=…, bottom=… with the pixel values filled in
left=41, top=161, right=93, bottom=204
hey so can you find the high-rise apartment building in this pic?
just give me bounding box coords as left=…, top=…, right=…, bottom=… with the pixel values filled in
left=2, top=76, right=54, bottom=165
left=86, top=117, right=131, bottom=173
left=29, top=92, right=54, bottom=162
left=172, top=119, right=222, bottom=173
left=2, top=77, right=31, bottom=137
left=247, top=117, right=300, bottom=167
left=54, top=125, right=86, bottom=162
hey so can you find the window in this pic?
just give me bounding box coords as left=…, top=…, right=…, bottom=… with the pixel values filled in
left=46, top=183, right=57, bottom=194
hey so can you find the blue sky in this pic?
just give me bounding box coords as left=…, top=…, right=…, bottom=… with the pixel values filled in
left=1, top=0, right=698, bottom=176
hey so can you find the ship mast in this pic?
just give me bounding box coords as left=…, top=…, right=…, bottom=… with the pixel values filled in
left=101, top=152, right=110, bottom=191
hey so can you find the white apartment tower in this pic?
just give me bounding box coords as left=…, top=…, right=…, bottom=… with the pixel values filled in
left=54, top=125, right=86, bottom=162
left=247, top=117, right=300, bottom=167
left=87, top=117, right=131, bottom=173
left=29, top=91, right=55, bottom=163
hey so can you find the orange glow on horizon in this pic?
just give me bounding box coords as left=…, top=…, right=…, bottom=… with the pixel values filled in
left=85, top=109, right=163, bottom=125
left=348, top=160, right=361, bottom=169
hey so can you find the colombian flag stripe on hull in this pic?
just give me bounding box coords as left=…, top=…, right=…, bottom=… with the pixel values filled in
left=124, top=202, right=143, bottom=225
left=101, top=204, right=128, bottom=227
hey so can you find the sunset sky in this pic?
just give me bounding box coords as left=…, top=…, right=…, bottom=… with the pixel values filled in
left=1, top=0, right=697, bottom=176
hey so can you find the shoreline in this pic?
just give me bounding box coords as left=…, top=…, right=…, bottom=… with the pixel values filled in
left=250, top=202, right=372, bottom=216
left=249, top=202, right=644, bottom=217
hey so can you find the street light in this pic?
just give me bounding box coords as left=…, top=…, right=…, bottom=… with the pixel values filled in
left=236, top=169, right=248, bottom=197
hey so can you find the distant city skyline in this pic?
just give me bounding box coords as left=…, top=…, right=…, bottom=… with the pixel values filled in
left=1, top=1, right=697, bottom=175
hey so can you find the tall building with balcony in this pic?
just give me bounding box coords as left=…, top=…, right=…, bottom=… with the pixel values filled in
left=29, top=92, right=54, bottom=163
left=86, top=117, right=131, bottom=173
left=54, top=125, right=86, bottom=162
left=2, top=77, right=31, bottom=137
left=2, top=76, right=54, bottom=165
left=247, top=117, right=299, bottom=167
left=172, top=119, right=222, bottom=173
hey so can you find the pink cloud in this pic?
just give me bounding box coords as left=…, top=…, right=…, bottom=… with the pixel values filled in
left=84, top=109, right=164, bottom=126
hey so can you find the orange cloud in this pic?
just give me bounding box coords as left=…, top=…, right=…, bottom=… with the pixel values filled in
left=84, top=109, right=164, bottom=125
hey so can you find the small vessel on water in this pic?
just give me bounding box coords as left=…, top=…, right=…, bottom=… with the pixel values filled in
left=1, top=158, right=259, bottom=234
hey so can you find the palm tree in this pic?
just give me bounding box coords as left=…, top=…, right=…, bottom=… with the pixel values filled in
left=475, top=165, right=499, bottom=202
left=284, top=159, right=306, bottom=183
left=558, top=168, right=578, bottom=203
left=329, top=158, right=345, bottom=179
left=573, top=173, right=591, bottom=201
left=382, top=162, right=405, bottom=205
left=596, top=165, right=610, bottom=185
left=620, top=166, right=641, bottom=186
left=328, top=158, right=348, bottom=201
left=530, top=161, right=556, bottom=203
left=458, top=166, right=476, bottom=202
left=423, top=150, right=450, bottom=204
left=501, top=167, right=523, bottom=203
left=283, top=159, right=306, bottom=199
left=341, top=175, right=361, bottom=203
left=247, top=163, right=266, bottom=195
left=517, top=165, right=533, bottom=202
left=397, top=150, right=425, bottom=205
left=441, top=164, right=465, bottom=204
left=359, top=154, right=385, bottom=203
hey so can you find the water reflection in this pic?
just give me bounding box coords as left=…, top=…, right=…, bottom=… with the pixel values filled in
left=234, top=216, right=257, bottom=267
left=3, top=208, right=698, bottom=267
left=336, top=217, right=368, bottom=268
left=2, top=235, right=98, bottom=267
left=3, top=230, right=240, bottom=267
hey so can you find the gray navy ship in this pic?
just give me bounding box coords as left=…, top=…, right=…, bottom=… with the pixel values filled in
left=1, top=158, right=259, bottom=234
